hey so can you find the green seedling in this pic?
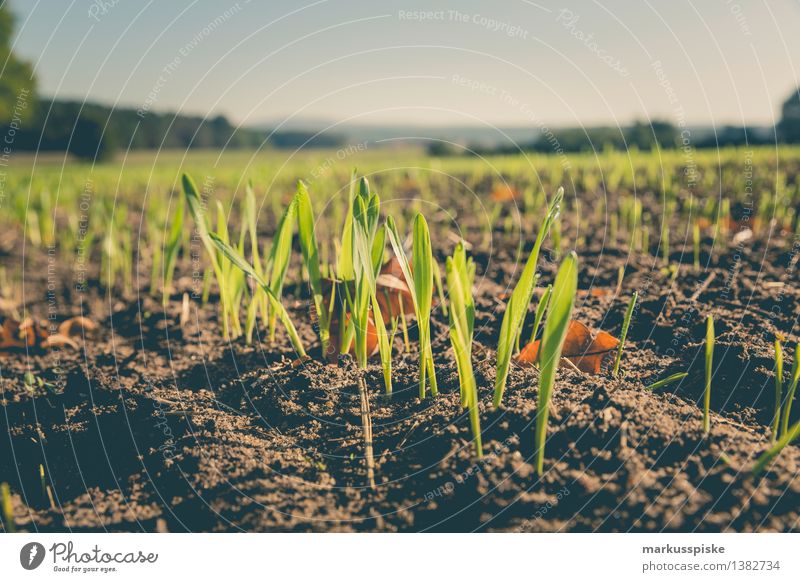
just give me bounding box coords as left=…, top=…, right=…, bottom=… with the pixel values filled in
left=162, top=195, right=185, bottom=307
left=535, top=251, right=578, bottom=476
left=39, top=464, right=46, bottom=501
left=148, top=226, right=162, bottom=298
left=348, top=177, right=392, bottom=383
left=527, top=284, right=553, bottom=347
left=348, top=177, right=393, bottom=487
left=337, top=168, right=358, bottom=281
left=214, top=200, right=246, bottom=338
left=645, top=371, right=688, bottom=391
left=494, top=187, right=563, bottom=409
left=183, top=174, right=238, bottom=340
left=265, top=196, right=297, bottom=343
left=703, top=314, right=714, bottom=434
left=208, top=232, right=307, bottom=358
left=334, top=170, right=359, bottom=354
left=551, top=211, right=562, bottom=259
left=780, top=344, right=800, bottom=437
left=515, top=273, right=540, bottom=354
left=752, top=419, right=800, bottom=475
left=433, top=260, right=448, bottom=318
left=615, top=265, right=624, bottom=294
left=446, top=241, right=482, bottom=457
left=386, top=214, right=438, bottom=399
left=1, top=482, right=14, bottom=533
left=772, top=338, right=783, bottom=442
left=242, top=183, right=268, bottom=344
left=295, top=181, right=331, bottom=357
left=612, top=292, right=638, bottom=377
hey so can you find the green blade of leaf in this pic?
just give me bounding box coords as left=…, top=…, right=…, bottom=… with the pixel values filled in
left=752, top=419, right=800, bottom=475
left=612, top=291, right=638, bottom=377
left=535, top=251, right=578, bottom=476
left=295, top=180, right=329, bottom=354
left=528, top=283, right=552, bottom=347
left=183, top=173, right=235, bottom=339
left=704, top=314, right=714, bottom=434
left=780, top=344, right=800, bottom=436
left=413, top=214, right=437, bottom=397
left=386, top=214, right=437, bottom=398
left=337, top=168, right=357, bottom=280
left=644, top=371, right=688, bottom=391
left=494, top=187, right=564, bottom=408
left=446, top=248, right=482, bottom=457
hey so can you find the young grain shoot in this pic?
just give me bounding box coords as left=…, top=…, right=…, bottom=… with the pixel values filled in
left=446, top=242, right=482, bottom=457
left=348, top=177, right=393, bottom=487
left=645, top=371, right=688, bottom=391
left=183, top=174, right=238, bottom=339
left=780, top=344, right=800, bottom=437
left=386, top=214, right=438, bottom=399
left=772, top=338, right=784, bottom=442
left=703, top=314, right=714, bottom=434
left=534, top=251, right=578, bottom=476
left=208, top=232, right=307, bottom=359
left=527, top=283, right=553, bottom=348
left=752, top=419, right=800, bottom=475
left=494, top=187, right=564, bottom=409
left=612, top=292, right=638, bottom=377
left=295, top=181, right=331, bottom=357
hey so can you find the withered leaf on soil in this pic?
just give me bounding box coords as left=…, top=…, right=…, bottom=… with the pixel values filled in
left=578, top=288, right=613, bottom=298
left=375, top=256, right=415, bottom=319
left=516, top=319, right=619, bottom=374
left=490, top=184, right=519, bottom=203
left=329, top=310, right=380, bottom=360
left=0, top=316, right=97, bottom=351
left=0, top=317, right=45, bottom=349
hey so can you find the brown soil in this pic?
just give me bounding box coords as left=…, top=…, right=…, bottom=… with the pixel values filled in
left=1, top=211, right=799, bottom=533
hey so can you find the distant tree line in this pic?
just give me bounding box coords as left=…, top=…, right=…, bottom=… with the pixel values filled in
left=430, top=89, right=800, bottom=157
left=0, top=97, right=351, bottom=161
left=6, top=99, right=268, bottom=161
left=444, top=115, right=790, bottom=158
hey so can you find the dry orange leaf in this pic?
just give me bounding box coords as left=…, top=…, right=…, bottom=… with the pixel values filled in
left=578, top=288, right=612, bottom=298
left=516, top=319, right=619, bottom=374
left=57, top=316, right=98, bottom=338
left=328, top=311, right=380, bottom=362
left=695, top=217, right=712, bottom=230
left=323, top=256, right=428, bottom=362
left=490, top=184, right=519, bottom=203
left=40, top=334, right=79, bottom=349
left=376, top=256, right=415, bottom=319
left=1, top=317, right=46, bottom=349
left=0, top=316, right=97, bottom=351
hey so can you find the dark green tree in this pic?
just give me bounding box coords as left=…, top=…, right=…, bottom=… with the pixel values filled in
left=0, top=5, right=36, bottom=124
left=778, top=89, right=800, bottom=143
left=70, top=112, right=116, bottom=161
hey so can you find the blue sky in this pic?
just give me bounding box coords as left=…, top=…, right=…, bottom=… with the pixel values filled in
left=7, top=0, right=800, bottom=127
